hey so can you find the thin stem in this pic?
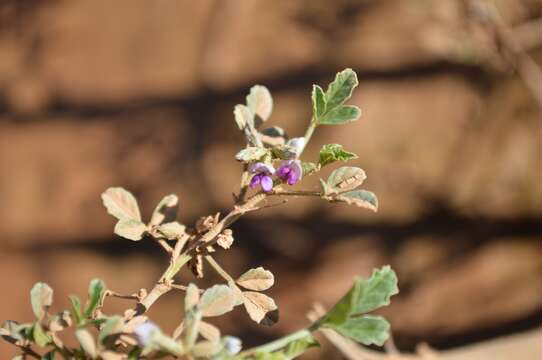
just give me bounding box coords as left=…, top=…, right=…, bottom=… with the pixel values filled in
left=300, top=118, right=317, bottom=155
left=205, top=256, right=236, bottom=284
left=271, top=189, right=322, bottom=197
left=238, top=329, right=312, bottom=357
left=156, top=239, right=173, bottom=253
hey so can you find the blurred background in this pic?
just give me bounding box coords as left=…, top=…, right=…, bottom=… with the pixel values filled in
left=1, top=0, right=542, bottom=358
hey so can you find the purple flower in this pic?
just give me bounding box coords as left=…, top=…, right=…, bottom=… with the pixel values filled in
left=277, top=160, right=302, bottom=185
left=249, top=162, right=275, bottom=192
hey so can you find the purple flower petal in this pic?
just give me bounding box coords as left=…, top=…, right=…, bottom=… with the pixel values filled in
left=249, top=174, right=261, bottom=189
left=277, top=160, right=302, bottom=186
left=249, top=162, right=275, bottom=175
left=260, top=175, right=273, bottom=192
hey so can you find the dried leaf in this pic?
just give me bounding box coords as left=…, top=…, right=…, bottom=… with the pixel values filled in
left=199, top=285, right=236, bottom=317
left=242, top=291, right=279, bottom=326
left=236, top=267, right=274, bottom=291
left=198, top=321, right=220, bottom=343
left=246, top=85, right=273, bottom=123
left=327, top=166, right=366, bottom=193
left=30, top=282, right=53, bottom=320
left=334, top=190, right=378, bottom=212
left=101, top=187, right=141, bottom=221
left=189, top=255, right=204, bottom=279
left=149, top=194, right=179, bottom=226
left=185, top=284, right=200, bottom=312
left=217, top=229, right=234, bottom=250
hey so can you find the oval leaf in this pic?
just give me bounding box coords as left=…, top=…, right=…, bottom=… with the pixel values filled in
left=114, top=219, right=146, bottom=241
left=75, top=329, right=97, bottom=359
left=333, top=315, right=390, bottom=346
left=246, top=85, right=273, bottom=123
left=199, top=285, right=236, bottom=317
left=157, top=221, right=186, bottom=240
left=149, top=194, right=179, bottom=226
left=242, top=292, right=278, bottom=326
left=327, top=167, right=366, bottom=192
left=198, top=321, right=220, bottom=343
left=30, top=283, right=53, bottom=320
left=85, top=279, right=106, bottom=317
left=325, top=68, right=358, bottom=110
left=236, top=267, right=274, bottom=291
left=334, top=190, right=378, bottom=212
left=101, top=187, right=141, bottom=221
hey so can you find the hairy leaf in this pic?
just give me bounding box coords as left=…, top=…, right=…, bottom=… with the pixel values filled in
left=242, top=292, right=279, bottom=326
left=69, top=296, right=84, bottom=326
left=334, top=190, right=378, bottom=212
left=199, top=285, right=236, bottom=317
left=235, top=147, right=269, bottom=162
left=302, top=162, right=319, bottom=176
left=327, top=167, right=366, bottom=193
left=101, top=187, right=141, bottom=222
left=325, top=68, right=358, bottom=110
left=284, top=333, right=319, bottom=358
left=149, top=194, right=179, bottom=226
left=319, top=144, right=358, bottom=167
left=247, top=85, right=273, bottom=124
left=114, top=219, right=146, bottom=241
left=85, top=279, right=106, bottom=317
left=30, top=283, right=53, bottom=320
left=236, top=267, right=274, bottom=291
left=322, top=280, right=362, bottom=327
left=318, top=105, right=361, bottom=125
left=192, top=340, right=223, bottom=358
left=333, top=315, right=390, bottom=346
left=352, top=266, right=398, bottom=314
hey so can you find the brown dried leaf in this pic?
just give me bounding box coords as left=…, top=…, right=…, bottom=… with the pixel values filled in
left=101, top=187, right=141, bottom=221
left=189, top=255, right=204, bottom=278
left=217, top=229, right=234, bottom=250
left=236, top=267, right=274, bottom=291
left=242, top=291, right=279, bottom=326
left=198, top=321, right=221, bottom=343
left=149, top=194, right=179, bottom=227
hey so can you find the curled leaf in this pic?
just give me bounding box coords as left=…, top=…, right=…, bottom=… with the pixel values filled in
left=242, top=292, right=278, bottom=326
left=49, top=311, right=72, bottom=332
left=30, top=283, right=53, bottom=320
left=236, top=267, right=274, bottom=291
left=149, top=194, right=179, bottom=226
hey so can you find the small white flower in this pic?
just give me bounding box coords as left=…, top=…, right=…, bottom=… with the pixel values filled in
left=134, top=321, right=160, bottom=346
left=223, top=336, right=242, bottom=355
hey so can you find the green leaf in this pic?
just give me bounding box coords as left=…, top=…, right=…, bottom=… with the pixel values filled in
left=157, top=221, right=186, bottom=240
left=311, top=84, right=326, bottom=119
left=283, top=333, right=319, bottom=358
left=327, top=166, right=366, bottom=193
left=322, top=280, right=362, bottom=326
left=199, top=285, right=236, bottom=317
left=75, top=329, right=97, bottom=359
left=325, top=68, right=358, bottom=110
left=334, top=190, right=378, bottom=212
left=114, top=219, right=147, bottom=241
left=69, top=295, right=84, bottom=326
left=98, top=316, right=123, bottom=346
left=318, top=105, right=361, bottom=125
left=246, top=85, right=273, bottom=124
left=85, top=279, right=106, bottom=317
left=101, top=187, right=141, bottom=222
left=30, top=283, right=53, bottom=320
left=333, top=315, right=390, bottom=346
left=352, top=266, right=398, bottom=314
left=32, top=322, right=51, bottom=347
left=149, top=194, right=179, bottom=227
left=235, top=147, right=269, bottom=162
left=319, top=144, right=358, bottom=167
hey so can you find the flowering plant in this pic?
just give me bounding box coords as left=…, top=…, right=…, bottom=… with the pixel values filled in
left=1, top=69, right=398, bottom=359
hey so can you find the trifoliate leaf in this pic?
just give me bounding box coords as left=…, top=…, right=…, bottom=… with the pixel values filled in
left=325, top=68, right=358, bottom=110
left=352, top=266, right=398, bottom=314
left=247, top=85, right=273, bottom=124
left=318, top=105, right=361, bottom=125
left=101, top=187, right=141, bottom=222
left=149, top=194, right=179, bottom=227
left=236, top=267, right=274, bottom=291
left=333, top=315, right=390, bottom=346
left=114, top=219, right=146, bottom=241
left=242, top=292, right=279, bottom=326
left=199, top=285, right=236, bottom=317
left=235, top=147, right=269, bottom=162
left=157, top=221, right=186, bottom=240
left=334, top=190, right=378, bottom=212
left=198, top=321, right=220, bottom=343
left=327, top=166, right=366, bottom=193
left=30, top=283, right=53, bottom=320
left=75, top=329, right=97, bottom=359
left=85, top=279, right=106, bottom=318
left=312, top=84, right=326, bottom=119
left=319, top=144, right=358, bottom=167
left=185, top=284, right=200, bottom=312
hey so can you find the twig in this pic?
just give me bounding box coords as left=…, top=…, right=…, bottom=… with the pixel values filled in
left=156, top=239, right=173, bottom=253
